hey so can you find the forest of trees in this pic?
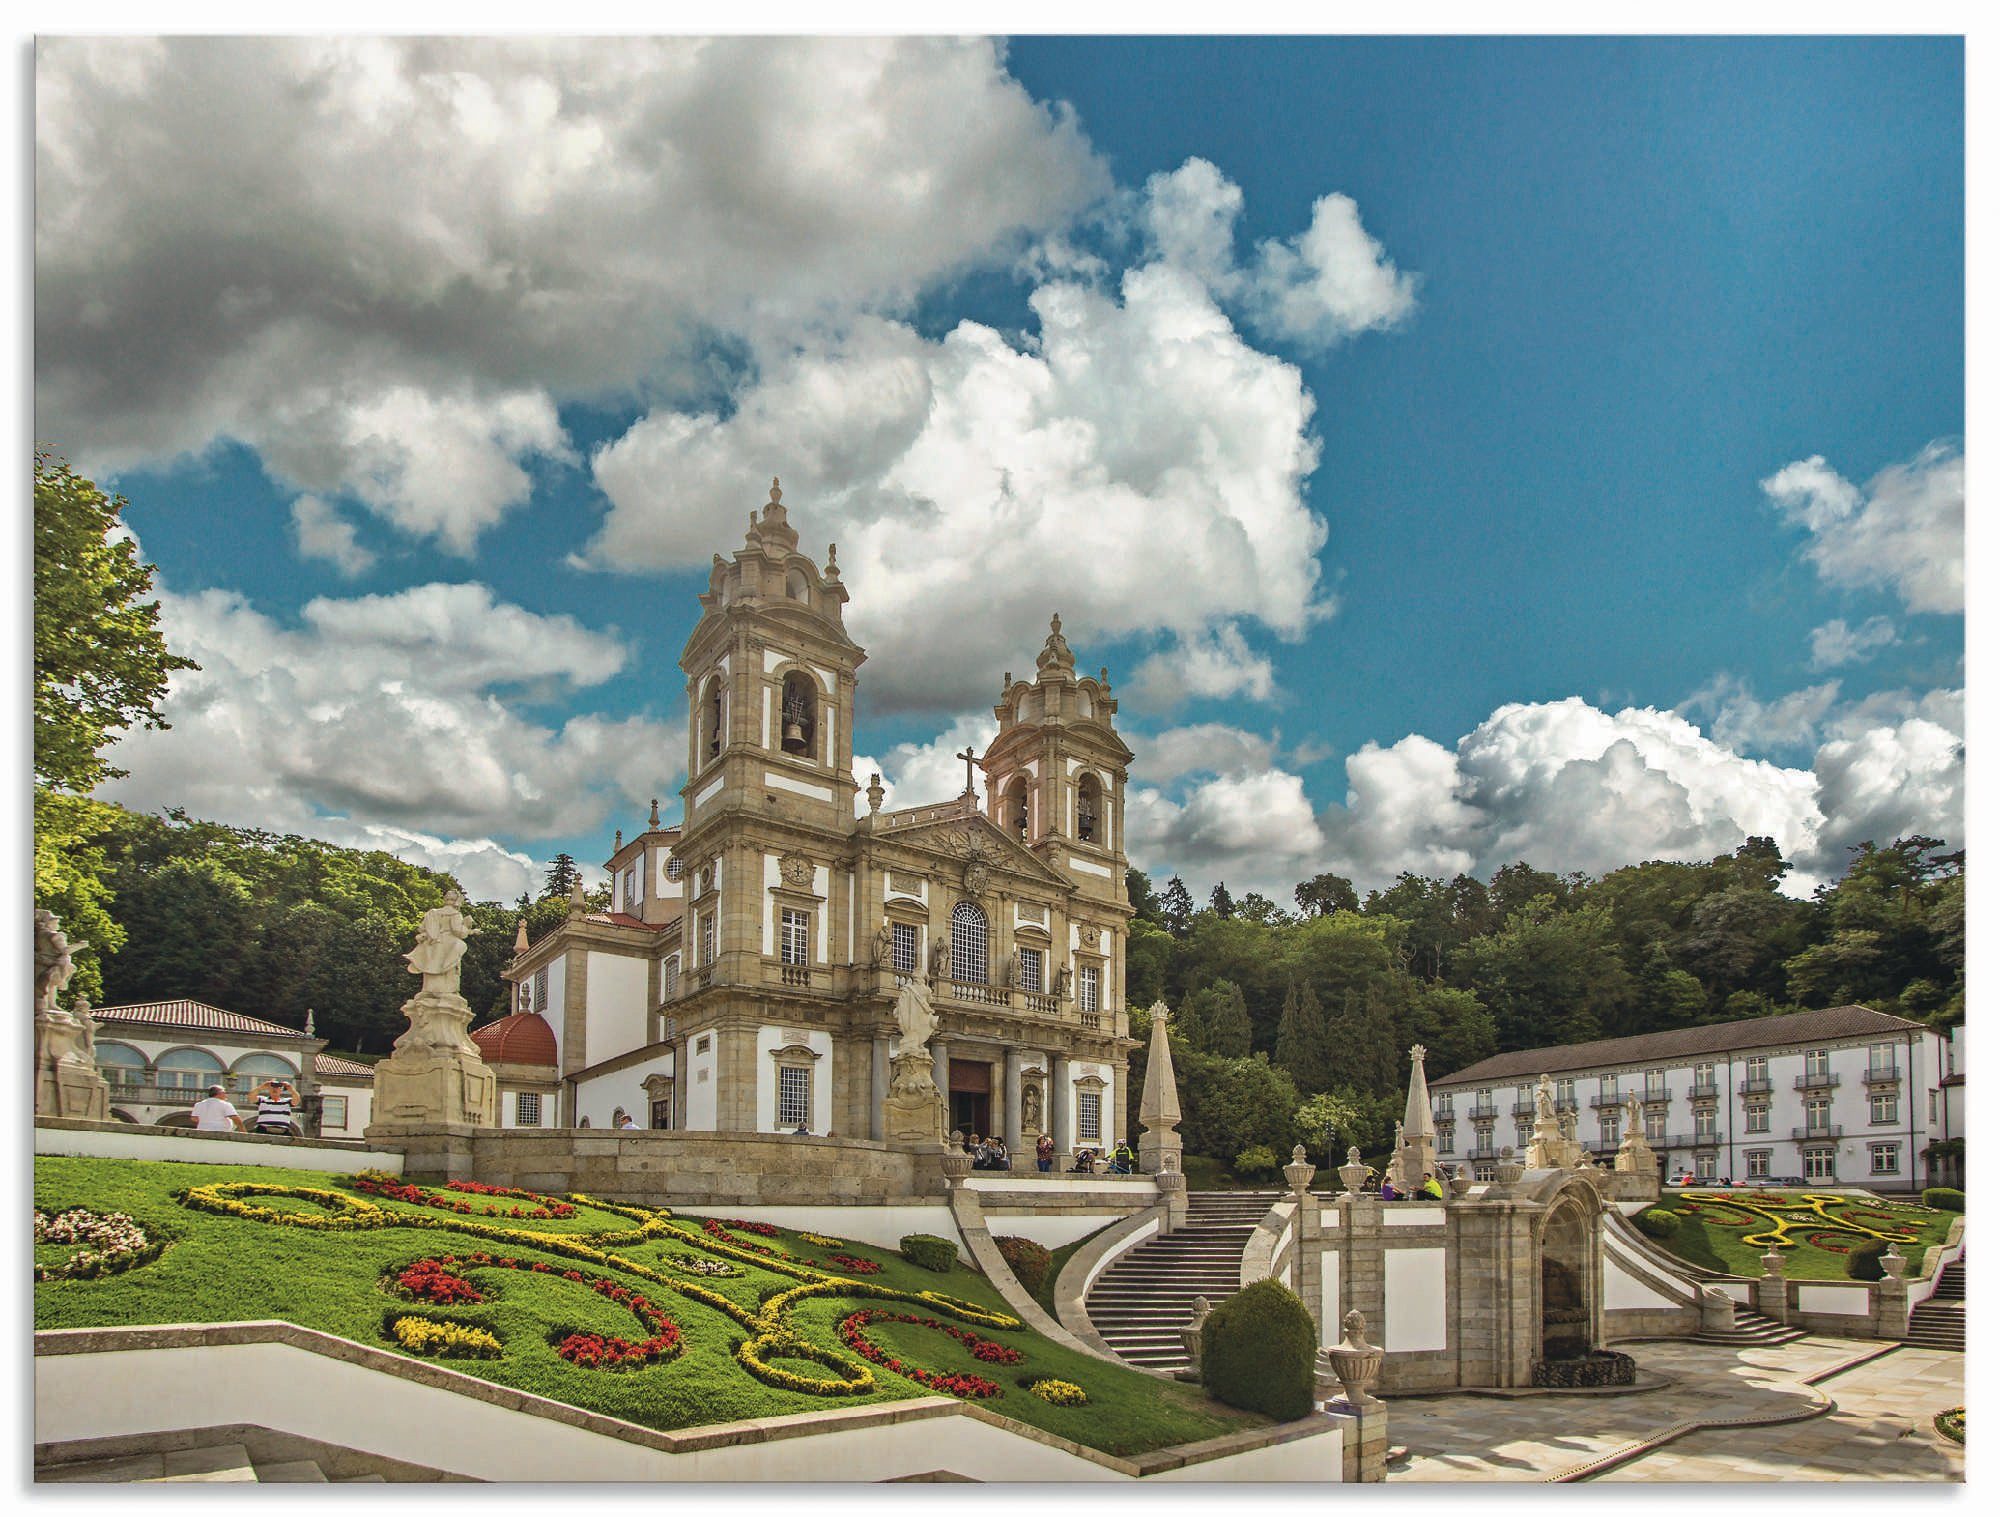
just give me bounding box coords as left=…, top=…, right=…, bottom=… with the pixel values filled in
left=1120, top=836, right=1964, bottom=1172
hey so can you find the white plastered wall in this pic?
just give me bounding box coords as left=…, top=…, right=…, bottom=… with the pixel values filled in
left=573, top=1050, right=677, bottom=1130
left=1382, top=1246, right=1448, bottom=1352
left=685, top=1032, right=719, bottom=1131
left=583, top=951, right=650, bottom=1070
left=754, top=1025, right=834, bottom=1135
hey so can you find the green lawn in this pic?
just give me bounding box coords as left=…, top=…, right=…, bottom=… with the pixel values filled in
left=34, top=1156, right=1265, bottom=1457
left=1643, top=1190, right=1959, bottom=1280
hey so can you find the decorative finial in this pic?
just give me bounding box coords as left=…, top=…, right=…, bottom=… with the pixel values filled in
left=1051, top=612, right=1062, bottom=635
left=614, top=828, right=623, bottom=851
left=770, top=477, right=782, bottom=505
left=867, top=772, right=884, bottom=813
left=649, top=797, right=661, bottom=828
left=514, top=917, right=530, bottom=954
left=304, top=1007, right=314, bottom=1036
left=1003, top=671, right=1012, bottom=689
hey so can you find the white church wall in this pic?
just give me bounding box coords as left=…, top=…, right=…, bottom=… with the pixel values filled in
left=813, top=865, right=830, bottom=962
left=583, top=952, right=650, bottom=1070
left=1066, top=1060, right=1114, bottom=1150
left=573, top=1050, right=676, bottom=1130
left=754, top=1024, right=835, bottom=1135
left=318, top=1080, right=373, bottom=1137
left=1382, top=1247, right=1448, bottom=1352
left=685, top=1031, right=718, bottom=1131
left=540, top=957, right=567, bottom=1063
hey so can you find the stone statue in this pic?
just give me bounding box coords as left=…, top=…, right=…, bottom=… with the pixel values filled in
left=1623, top=1091, right=1643, bottom=1139
left=34, top=909, right=81, bottom=1016
left=1023, top=1081, right=1042, bottom=1132
left=891, top=977, right=939, bottom=1062
left=73, top=997, right=97, bottom=1062
left=1053, top=964, right=1072, bottom=999
left=1393, top=1119, right=1405, bottom=1152
left=871, top=920, right=894, bottom=968
left=928, top=937, right=949, bottom=982
left=1534, top=1073, right=1556, bottom=1125
left=1559, top=1107, right=1577, bottom=1144
left=998, top=950, right=1019, bottom=990
left=405, top=890, right=475, bottom=997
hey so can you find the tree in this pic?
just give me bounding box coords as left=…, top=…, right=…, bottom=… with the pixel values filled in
left=1274, top=981, right=1328, bottom=1094
left=1460, top=896, right=1630, bottom=1051
left=1204, top=980, right=1254, bottom=1057
left=1126, top=866, right=1162, bottom=925
left=1210, top=882, right=1236, bottom=919
left=1175, top=989, right=1211, bottom=1052
left=1294, top=1090, right=1362, bottom=1167
left=1159, top=876, right=1195, bottom=938
left=34, top=454, right=197, bottom=792
left=1295, top=872, right=1360, bottom=918
left=1237, top=891, right=1288, bottom=926
left=543, top=853, right=582, bottom=900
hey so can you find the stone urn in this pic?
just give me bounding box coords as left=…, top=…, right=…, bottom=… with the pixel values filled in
left=1320, top=1309, right=1384, bottom=1409
left=1337, top=1145, right=1369, bottom=1197
left=1494, top=1146, right=1524, bottom=1185
left=1448, top=1167, right=1473, bottom=1200
left=1760, top=1248, right=1786, bottom=1279
left=940, top=1148, right=973, bottom=1182
left=1284, top=1144, right=1316, bottom=1196
left=1881, top=1244, right=1908, bottom=1281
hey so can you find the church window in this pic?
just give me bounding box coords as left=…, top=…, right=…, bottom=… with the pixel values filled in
left=786, top=567, right=811, bottom=603
left=780, top=908, right=811, bottom=966
left=515, top=1092, right=541, bottom=1126
left=1078, top=1090, right=1102, bottom=1144
left=950, top=900, right=989, bottom=985
left=662, top=955, right=681, bottom=1000
left=891, top=922, right=918, bottom=975
left=157, top=1047, right=224, bottom=1090
left=1076, top=774, right=1101, bottom=844
left=778, top=1065, right=811, bottom=1129
left=700, top=676, right=724, bottom=763
left=700, top=913, right=716, bottom=966
left=321, top=1095, right=348, bottom=1129
left=650, top=1094, right=673, bottom=1130
left=1018, top=947, right=1043, bottom=992
left=1079, top=964, right=1101, bottom=1015
left=780, top=671, right=817, bottom=757
left=1004, top=776, right=1029, bottom=840
left=667, top=855, right=685, bottom=882
left=532, top=966, right=549, bottom=1014
left=94, top=1042, right=147, bottom=1089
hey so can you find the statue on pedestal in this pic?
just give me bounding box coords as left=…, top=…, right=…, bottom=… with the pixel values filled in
left=367, top=892, right=496, bottom=1133
left=34, top=910, right=111, bottom=1121
left=405, top=890, right=474, bottom=997
left=882, top=977, right=947, bottom=1146
left=1614, top=1090, right=1657, bottom=1176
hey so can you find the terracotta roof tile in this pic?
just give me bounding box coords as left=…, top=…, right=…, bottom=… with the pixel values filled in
left=470, top=1011, right=558, bottom=1067
left=314, top=1052, right=375, bottom=1078
left=92, top=1000, right=315, bottom=1040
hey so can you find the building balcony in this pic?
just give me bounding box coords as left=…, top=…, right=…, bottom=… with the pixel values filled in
left=1739, top=1077, right=1773, bottom=1096
left=108, top=1085, right=201, bottom=1106
left=1792, top=1125, right=1844, bottom=1142
left=1688, top=1080, right=1719, bottom=1099
left=1794, top=1073, right=1840, bottom=1091
left=1589, top=1092, right=1625, bottom=1110
left=1862, top=1066, right=1902, bottom=1087
left=1471, top=1103, right=1497, bottom=1120
left=1512, top=1101, right=1537, bottom=1118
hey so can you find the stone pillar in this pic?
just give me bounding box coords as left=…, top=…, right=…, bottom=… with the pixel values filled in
left=1050, top=1051, right=1071, bottom=1165
left=870, top=1035, right=890, bottom=1142
left=1320, top=1309, right=1388, bottom=1483
left=1755, top=1249, right=1790, bottom=1324
left=1873, top=1245, right=1910, bottom=1338
left=1136, top=1001, right=1183, bottom=1176
left=932, top=1040, right=950, bottom=1130
left=1004, top=1047, right=1024, bottom=1154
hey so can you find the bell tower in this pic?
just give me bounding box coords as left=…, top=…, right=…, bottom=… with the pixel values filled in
left=983, top=613, right=1133, bottom=912
left=678, top=479, right=865, bottom=831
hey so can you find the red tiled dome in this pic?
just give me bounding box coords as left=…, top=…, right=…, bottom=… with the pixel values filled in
left=471, top=1012, right=558, bottom=1067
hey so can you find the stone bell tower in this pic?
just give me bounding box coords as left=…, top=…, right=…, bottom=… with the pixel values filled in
left=983, top=614, right=1134, bottom=913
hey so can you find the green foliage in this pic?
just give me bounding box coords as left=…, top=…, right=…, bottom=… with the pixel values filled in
left=1200, top=980, right=1253, bottom=1057
left=1922, top=1187, right=1964, bottom=1213
left=32, top=791, right=127, bottom=1003
left=1232, top=1145, right=1278, bottom=1180
left=1200, top=1279, right=1317, bottom=1419
left=1460, top=896, right=1629, bottom=1050
left=33, top=454, right=198, bottom=793
left=1294, top=872, right=1359, bottom=918
left=1844, top=1240, right=1890, bottom=1282
left=994, top=1235, right=1053, bottom=1296
left=543, top=853, right=582, bottom=900
left=899, top=1234, right=956, bottom=1272
left=1635, top=1207, right=1680, bottom=1240
left=1292, top=1092, right=1361, bottom=1151
left=1172, top=1042, right=1300, bottom=1163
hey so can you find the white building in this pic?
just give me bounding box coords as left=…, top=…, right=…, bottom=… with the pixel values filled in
left=89, top=1000, right=376, bottom=1139
left=1430, top=1004, right=1956, bottom=1192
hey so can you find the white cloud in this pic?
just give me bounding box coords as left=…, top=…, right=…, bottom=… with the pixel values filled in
left=36, top=36, right=1108, bottom=550
left=1128, top=723, right=1275, bottom=784
left=853, top=714, right=1000, bottom=814
left=1808, top=615, right=1900, bottom=670
left=1763, top=440, right=1963, bottom=615
left=100, top=582, right=680, bottom=850
left=309, top=819, right=542, bottom=904
left=1139, top=157, right=1418, bottom=349
left=589, top=262, right=1328, bottom=713
left=1683, top=675, right=1843, bottom=758
left=1811, top=717, right=1964, bottom=864
left=1127, top=624, right=1279, bottom=712
left=290, top=495, right=375, bottom=577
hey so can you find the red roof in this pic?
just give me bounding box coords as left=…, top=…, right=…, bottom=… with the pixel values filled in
left=314, top=1052, right=375, bottom=1079
left=471, top=1012, right=558, bottom=1067
left=93, top=999, right=314, bottom=1040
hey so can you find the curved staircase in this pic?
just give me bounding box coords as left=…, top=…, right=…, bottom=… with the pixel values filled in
left=1693, top=1303, right=1808, bottom=1348
left=1084, top=1190, right=1280, bottom=1376
left=1906, top=1255, right=1965, bottom=1351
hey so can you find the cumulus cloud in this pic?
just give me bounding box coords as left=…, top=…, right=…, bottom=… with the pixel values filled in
left=852, top=714, right=1000, bottom=814
left=589, top=262, right=1328, bottom=712
left=1682, top=676, right=1843, bottom=759
left=290, top=495, right=376, bottom=577
left=1763, top=440, right=1963, bottom=614
left=36, top=36, right=1108, bottom=550
left=1128, top=723, right=1276, bottom=784
left=100, top=582, right=682, bottom=864
left=1127, top=768, right=1328, bottom=900
left=1139, top=157, right=1419, bottom=348
left=1127, top=624, right=1279, bottom=712
left=1808, top=615, right=1900, bottom=670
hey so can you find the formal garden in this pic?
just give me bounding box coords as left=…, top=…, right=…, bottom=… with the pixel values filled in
left=1634, top=1188, right=1962, bottom=1280
left=34, top=1156, right=1270, bottom=1456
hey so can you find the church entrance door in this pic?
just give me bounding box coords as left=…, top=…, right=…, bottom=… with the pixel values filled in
left=948, top=1059, right=992, bottom=1137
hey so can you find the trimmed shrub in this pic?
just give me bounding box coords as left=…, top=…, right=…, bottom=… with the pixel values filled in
left=1845, top=1240, right=1890, bottom=1282
left=1200, top=1278, right=1317, bottom=1419
left=899, top=1233, right=956, bottom=1272
left=1635, top=1208, right=1680, bottom=1240
left=994, top=1235, right=1053, bottom=1296
left=1922, top=1187, right=1965, bottom=1213
left=1233, top=1145, right=1278, bottom=1181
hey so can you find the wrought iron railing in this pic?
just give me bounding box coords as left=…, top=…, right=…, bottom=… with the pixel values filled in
left=1794, top=1072, right=1839, bottom=1091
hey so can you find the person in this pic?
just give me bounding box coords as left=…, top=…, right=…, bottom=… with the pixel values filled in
left=1109, top=1139, right=1138, bottom=1175
left=1071, top=1147, right=1098, bottom=1174
left=1379, top=1175, right=1401, bottom=1201
left=1036, top=1133, right=1055, bottom=1174
left=617, top=1113, right=638, bottom=1131
left=988, top=1136, right=1011, bottom=1171
left=189, top=1084, right=243, bottom=1133
left=1421, top=1171, right=1445, bottom=1200
left=251, top=1077, right=298, bottom=1135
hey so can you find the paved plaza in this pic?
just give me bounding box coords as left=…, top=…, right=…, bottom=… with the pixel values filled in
left=1387, top=1337, right=1964, bottom=1483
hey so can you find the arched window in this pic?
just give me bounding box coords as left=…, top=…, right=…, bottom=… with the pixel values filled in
left=229, top=1052, right=299, bottom=1097
left=780, top=670, right=817, bottom=758
left=950, top=900, right=989, bottom=986
left=155, top=1047, right=224, bottom=1091
left=1004, top=776, right=1029, bottom=840
left=700, top=676, right=724, bottom=763
left=95, top=1042, right=148, bottom=1090
left=786, top=567, right=811, bottom=603
left=1076, top=773, right=1102, bottom=844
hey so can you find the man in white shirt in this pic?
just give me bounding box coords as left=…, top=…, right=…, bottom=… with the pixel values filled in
left=189, top=1084, right=243, bottom=1132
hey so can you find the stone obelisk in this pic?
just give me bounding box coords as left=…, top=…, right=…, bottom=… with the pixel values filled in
left=1137, top=1000, right=1183, bottom=1174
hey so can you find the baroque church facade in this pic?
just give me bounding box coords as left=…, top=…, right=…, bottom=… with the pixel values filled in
left=491, top=482, right=1136, bottom=1159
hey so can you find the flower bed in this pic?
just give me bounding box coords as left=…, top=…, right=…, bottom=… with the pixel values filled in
left=1531, top=1350, right=1636, bottom=1389
left=1028, top=1377, right=1088, bottom=1406
left=387, top=1252, right=683, bottom=1370
left=835, top=1308, right=1021, bottom=1398
left=352, top=1171, right=576, bottom=1220
left=387, top=1314, right=502, bottom=1359
left=1936, top=1406, right=1965, bottom=1445
left=34, top=1208, right=167, bottom=1282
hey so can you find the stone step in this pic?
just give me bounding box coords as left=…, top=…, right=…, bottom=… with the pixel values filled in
left=251, top=1460, right=331, bottom=1483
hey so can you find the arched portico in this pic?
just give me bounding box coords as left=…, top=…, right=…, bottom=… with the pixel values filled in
left=1532, top=1179, right=1605, bottom=1364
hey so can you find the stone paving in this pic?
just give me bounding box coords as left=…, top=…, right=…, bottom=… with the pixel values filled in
left=1385, top=1336, right=1963, bottom=1483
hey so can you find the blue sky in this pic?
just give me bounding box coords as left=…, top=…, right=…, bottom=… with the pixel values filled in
left=39, top=36, right=1963, bottom=903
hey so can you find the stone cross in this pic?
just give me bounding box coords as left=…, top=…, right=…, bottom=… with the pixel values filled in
left=956, top=747, right=977, bottom=795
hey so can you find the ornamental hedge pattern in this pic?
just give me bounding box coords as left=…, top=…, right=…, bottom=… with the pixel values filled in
left=162, top=1174, right=1025, bottom=1404
left=1669, top=1192, right=1929, bottom=1254
left=34, top=1208, right=168, bottom=1282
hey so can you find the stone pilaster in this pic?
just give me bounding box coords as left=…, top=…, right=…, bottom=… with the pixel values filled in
left=1003, top=1047, right=1024, bottom=1153
left=1050, top=1051, right=1072, bottom=1162
left=870, top=1035, right=890, bottom=1142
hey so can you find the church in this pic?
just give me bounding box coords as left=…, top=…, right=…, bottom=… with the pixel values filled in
left=484, top=481, right=1137, bottom=1162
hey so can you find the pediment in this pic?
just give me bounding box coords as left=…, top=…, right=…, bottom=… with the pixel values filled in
left=871, top=811, right=1075, bottom=891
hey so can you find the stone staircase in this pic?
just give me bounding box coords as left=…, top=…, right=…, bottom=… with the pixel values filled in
left=1906, top=1256, right=1965, bottom=1351
left=1084, top=1190, right=1280, bottom=1376
left=1693, top=1303, right=1809, bottom=1348
left=36, top=1429, right=454, bottom=1484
